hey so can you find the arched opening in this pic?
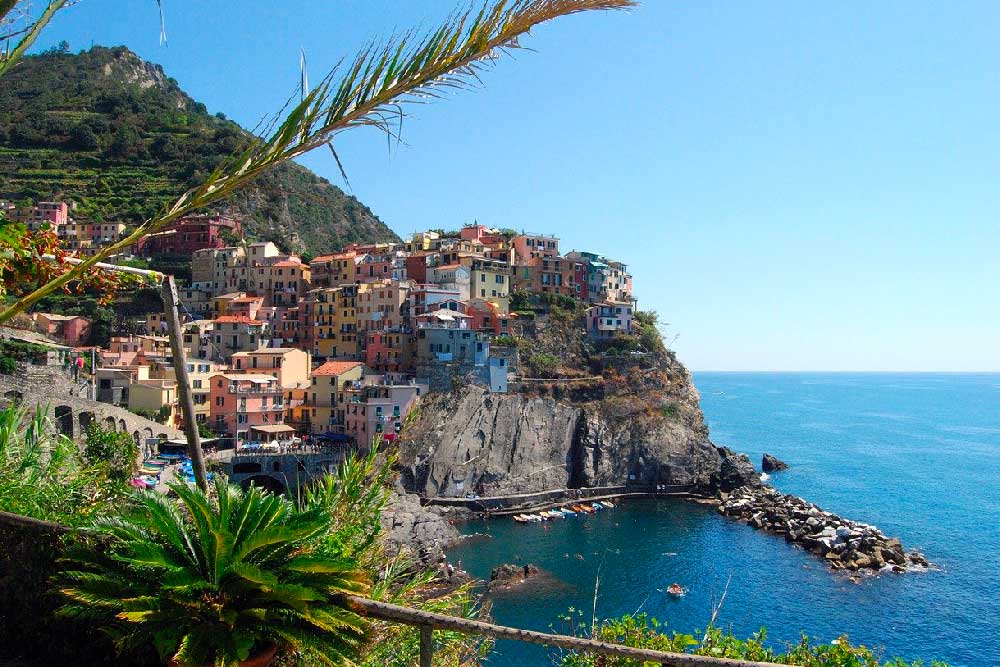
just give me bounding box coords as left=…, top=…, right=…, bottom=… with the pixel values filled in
left=241, top=475, right=286, bottom=496
left=118, top=418, right=127, bottom=432
left=104, top=416, right=116, bottom=431
left=133, top=431, right=141, bottom=446
left=78, top=411, right=94, bottom=433
left=3, top=389, right=23, bottom=406
left=54, top=405, right=74, bottom=438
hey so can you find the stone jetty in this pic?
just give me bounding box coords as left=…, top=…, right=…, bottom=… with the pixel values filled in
left=719, top=485, right=929, bottom=573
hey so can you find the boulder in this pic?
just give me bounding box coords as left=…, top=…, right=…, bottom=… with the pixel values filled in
left=718, top=448, right=761, bottom=491
left=761, top=453, right=789, bottom=472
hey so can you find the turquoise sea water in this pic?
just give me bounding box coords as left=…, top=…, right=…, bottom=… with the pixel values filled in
left=448, top=373, right=1000, bottom=667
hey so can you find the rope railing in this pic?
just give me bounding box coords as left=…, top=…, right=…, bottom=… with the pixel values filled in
left=340, top=594, right=794, bottom=667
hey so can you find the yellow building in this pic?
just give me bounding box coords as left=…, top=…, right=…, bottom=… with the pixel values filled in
left=468, top=257, right=511, bottom=313
left=303, top=360, right=364, bottom=435
left=128, top=379, right=178, bottom=426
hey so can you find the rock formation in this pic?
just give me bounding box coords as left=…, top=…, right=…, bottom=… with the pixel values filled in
left=488, top=563, right=542, bottom=591
left=719, top=485, right=929, bottom=573
left=762, top=453, right=789, bottom=472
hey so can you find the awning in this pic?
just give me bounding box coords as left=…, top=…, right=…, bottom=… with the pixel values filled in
left=249, top=424, right=296, bottom=434
left=165, top=438, right=219, bottom=445
left=317, top=432, right=352, bottom=443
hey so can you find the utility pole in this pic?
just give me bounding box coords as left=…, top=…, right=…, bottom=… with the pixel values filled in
left=39, top=255, right=210, bottom=490
left=160, top=275, right=209, bottom=491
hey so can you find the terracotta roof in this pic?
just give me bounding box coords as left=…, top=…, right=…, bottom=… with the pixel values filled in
left=231, top=348, right=299, bottom=356
left=272, top=260, right=302, bottom=268
left=213, top=315, right=265, bottom=325
left=433, top=263, right=461, bottom=270
left=312, top=360, right=363, bottom=376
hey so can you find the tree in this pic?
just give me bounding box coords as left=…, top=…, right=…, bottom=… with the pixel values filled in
left=0, top=0, right=637, bottom=322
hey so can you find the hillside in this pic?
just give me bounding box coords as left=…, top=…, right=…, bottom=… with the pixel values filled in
left=0, top=45, right=398, bottom=254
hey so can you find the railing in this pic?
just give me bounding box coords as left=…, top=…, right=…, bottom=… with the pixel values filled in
left=341, top=595, right=785, bottom=667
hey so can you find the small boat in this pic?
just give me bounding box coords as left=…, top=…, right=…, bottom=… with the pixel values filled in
left=559, top=507, right=577, bottom=516
left=546, top=510, right=565, bottom=519
left=602, top=501, right=616, bottom=508
left=513, top=515, right=530, bottom=523
left=579, top=504, right=596, bottom=513
left=666, top=583, right=686, bottom=598
left=571, top=504, right=586, bottom=513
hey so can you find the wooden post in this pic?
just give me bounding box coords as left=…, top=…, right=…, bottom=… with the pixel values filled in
left=419, top=625, right=433, bottom=667
left=160, top=274, right=209, bottom=491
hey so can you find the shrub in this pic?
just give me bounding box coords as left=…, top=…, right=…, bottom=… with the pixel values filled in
left=83, top=422, right=138, bottom=484
left=557, top=614, right=947, bottom=667
left=0, top=404, right=114, bottom=525
left=527, top=352, right=560, bottom=378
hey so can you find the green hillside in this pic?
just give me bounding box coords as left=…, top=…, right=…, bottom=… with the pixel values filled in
left=0, top=45, right=398, bottom=254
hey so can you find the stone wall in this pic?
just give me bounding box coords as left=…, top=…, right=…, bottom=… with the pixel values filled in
left=0, top=512, right=152, bottom=666
left=0, top=366, right=181, bottom=444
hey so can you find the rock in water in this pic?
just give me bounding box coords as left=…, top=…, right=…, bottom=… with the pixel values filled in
left=762, top=453, right=789, bottom=472
left=718, top=447, right=762, bottom=491
left=488, top=563, right=542, bottom=591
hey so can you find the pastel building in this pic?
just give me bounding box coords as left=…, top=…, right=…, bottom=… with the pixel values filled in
left=209, top=373, right=286, bottom=440
left=344, top=376, right=424, bottom=449
left=585, top=301, right=635, bottom=339
left=32, top=313, right=91, bottom=346
left=300, top=360, right=365, bottom=435
left=230, top=347, right=310, bottom=388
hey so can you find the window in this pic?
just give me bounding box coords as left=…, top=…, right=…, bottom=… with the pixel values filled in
left=192, top=379, right=202, bottom=389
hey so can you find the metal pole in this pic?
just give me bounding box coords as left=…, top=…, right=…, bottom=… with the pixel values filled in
left=160, top=275, right=209, bottom=491
left=419, top=625, right=433, bottom=667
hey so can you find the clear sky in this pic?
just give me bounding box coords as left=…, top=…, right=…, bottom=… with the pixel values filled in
left=33, top=1, right=1000, bottom=372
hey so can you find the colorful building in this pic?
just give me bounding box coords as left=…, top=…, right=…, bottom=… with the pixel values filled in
left=209, top=373, right=286, bottom=439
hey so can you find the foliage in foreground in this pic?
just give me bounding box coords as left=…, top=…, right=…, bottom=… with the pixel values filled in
left=56, top=477, right=371, bottom=667
left=292, top=447, right=491, bottom=667
left=0, top=403, right=124, bottom=525
left=554, top=613, right=946, bottom=667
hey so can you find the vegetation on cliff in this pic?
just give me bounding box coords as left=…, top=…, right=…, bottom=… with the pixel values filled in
left=0, top=46, right=397, bottom=254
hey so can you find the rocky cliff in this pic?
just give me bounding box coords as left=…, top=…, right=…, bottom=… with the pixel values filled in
left=397, top=355, right=732, bottom=498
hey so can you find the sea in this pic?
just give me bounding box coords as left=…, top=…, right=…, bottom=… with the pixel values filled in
left=448, top=373, right=1000, bottom=667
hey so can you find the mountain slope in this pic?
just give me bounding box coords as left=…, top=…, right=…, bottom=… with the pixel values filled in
left=0, top=45, right=398, bottom=254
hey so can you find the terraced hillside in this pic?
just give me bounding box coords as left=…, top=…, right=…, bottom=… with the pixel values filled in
left=0, top=45, right=398, bottom=254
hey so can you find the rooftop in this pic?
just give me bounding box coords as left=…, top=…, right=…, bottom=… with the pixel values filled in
left=312, top=360, right=364, bottom=376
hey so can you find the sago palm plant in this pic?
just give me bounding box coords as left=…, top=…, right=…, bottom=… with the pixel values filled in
left=56, top=478, right=371, bottom=667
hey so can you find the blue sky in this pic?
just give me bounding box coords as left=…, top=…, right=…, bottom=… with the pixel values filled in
left=34, top=1, right=1000, bottom=371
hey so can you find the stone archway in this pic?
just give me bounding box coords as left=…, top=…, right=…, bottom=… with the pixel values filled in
left=54, top=405, right=74, bottom=439
left=3, top=389, right=23, bottom=406
left=118, top=418, right=127, bottom=433
left=133, top=430, right=141, bottom=446
left=241, top=474, right=286, bottom=496
left=78, top=411, right=94, bottom=433
left=104, top=416, right=116, bottom=431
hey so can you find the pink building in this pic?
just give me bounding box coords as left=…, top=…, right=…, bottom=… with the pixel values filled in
left=512, top=233, right=559, bottom=263
left=32, top=313, right=91, bottom=346
left=365, top=329, right=414, bottom=374
left=209, top=373, right=286, bottom=439
left=344, top=377, right=424, bottom=449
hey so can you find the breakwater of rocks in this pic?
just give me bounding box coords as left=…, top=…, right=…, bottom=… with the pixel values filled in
left=719, top=485, right=930, bottom=574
